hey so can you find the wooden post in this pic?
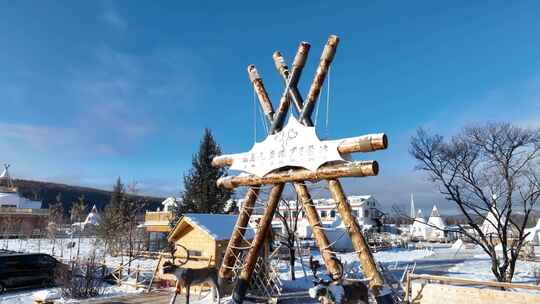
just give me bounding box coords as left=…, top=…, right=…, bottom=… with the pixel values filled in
left=248, top=65, right=274, bottom=123
left=404, top=271, right=411, bottom=303
left=217, top=160, right=378, bottom=189
left=300, top=35, right=339, bottom=123
left=293, top=182, right=342, bottom=279
left=328, top=179, right=385, bottom=294
left=272, top=42, right=313, bottom=126
left=232, top=183, right=284, bottom=304
left=135, top=264, right=140, bottom=286
left=147, top=254, right=163, bottom=293
left=269, top=42, right=310, bottom=133
left=219, top=187, right=260, bottom=283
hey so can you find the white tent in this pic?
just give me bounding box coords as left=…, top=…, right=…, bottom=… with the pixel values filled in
left=427, top=205, right=446, bottom=240
left=481, top=204, right=504, bottom=237
left=411, top=210, right=430, bottom=240
left=525, top=219, right=540, bottom=245
left=83, top=205, right=100, bottom=226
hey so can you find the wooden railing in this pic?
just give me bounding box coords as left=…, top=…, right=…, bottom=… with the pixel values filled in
left=144, top=211, right=172, bottom=223
left=0, top=207, right=48, bottom=215
left=409, top=274, right=540, bottom=291
left=0, top=186, right=17, bottom=193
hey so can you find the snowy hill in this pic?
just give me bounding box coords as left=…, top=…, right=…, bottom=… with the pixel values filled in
left=13, top=179, right=164, bottom=216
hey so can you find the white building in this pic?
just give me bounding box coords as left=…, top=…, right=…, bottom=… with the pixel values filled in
left=0, top=164, right=48, bottom=235
left=0, top=165, right=42, bottom=209
left=264, top=195, right=383, bottom=250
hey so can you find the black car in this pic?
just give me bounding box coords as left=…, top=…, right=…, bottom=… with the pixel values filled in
left=0, top=252, right=63, bottom=293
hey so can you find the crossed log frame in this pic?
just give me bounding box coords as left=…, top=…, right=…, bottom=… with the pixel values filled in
left=214, top=35, right=387, bottom=303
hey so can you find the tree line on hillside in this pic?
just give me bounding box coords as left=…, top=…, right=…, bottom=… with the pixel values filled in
left=13, top=179, right=163, bottom=219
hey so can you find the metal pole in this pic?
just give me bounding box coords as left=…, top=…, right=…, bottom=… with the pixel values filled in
left=293, top=182, right=342, bottom=279
left=232, top=183, right=285, bottom=304
left=218, top=187, right=260, bottom=284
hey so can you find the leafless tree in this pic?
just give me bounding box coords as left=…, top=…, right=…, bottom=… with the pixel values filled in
left=70, top=195, right=87, bottom=259
left=410, top=123, right=540, bottom=282
left=274, top=197, right=303, bottom=280
left=123, top=182, right=147, bottom=273
left=48, top=195, right=64, bottom=257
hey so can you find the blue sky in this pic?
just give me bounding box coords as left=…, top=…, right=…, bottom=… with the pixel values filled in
left=1, top=1, right=540, bottom=213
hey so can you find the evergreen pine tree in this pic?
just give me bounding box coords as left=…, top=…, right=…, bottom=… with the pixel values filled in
left=179, top=129, right=232, bottom=215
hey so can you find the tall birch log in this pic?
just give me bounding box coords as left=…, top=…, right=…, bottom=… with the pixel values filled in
left=294, top=182, right=342, bottom=279
left=218, top=187, right=260, bottom=283
left=211, top=133, right=387, bottom=168
left=232, top=183, right=284, bottom=304
left=217, top=161, right=378, bottom=189
left=328, top=179, right=384, bottom=294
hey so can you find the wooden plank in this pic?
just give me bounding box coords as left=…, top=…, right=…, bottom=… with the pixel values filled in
left=411, top=283, right=540, bottom=304
left=410, top=274, right=540, bottom=291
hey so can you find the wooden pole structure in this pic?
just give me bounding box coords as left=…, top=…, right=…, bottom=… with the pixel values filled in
left=300, top=35, right=339, bottom=123
left=217, top=160, right=378, bottom=189
left=272, top=42, right=313, bottom=126
left=248, top=65, right=274, bottom=123
left=328, top=179, right=386, bottom=296
left=293, top=182, right=342, bottom=279
left=269, top=42, right=310, bottom=134
left=219, top=187, right=260, bottom=283
left=212, top=133, right=388, bottom=168
left=233, top=184, right=284, bottom=304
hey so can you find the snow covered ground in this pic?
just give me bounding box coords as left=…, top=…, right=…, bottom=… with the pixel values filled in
left=0, top=238, right=157, bottom=304
left=277, top=243, right=540, bottom=292
left=0, top=238, right=157, bottom=270
left=2, top=238, right=540, bottom=303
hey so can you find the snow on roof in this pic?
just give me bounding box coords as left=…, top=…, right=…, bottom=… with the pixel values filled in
left=182, top=213, right=254, bottom=241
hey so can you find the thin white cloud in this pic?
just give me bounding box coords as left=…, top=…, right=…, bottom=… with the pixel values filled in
left=100, top=7, right=127, bottom=30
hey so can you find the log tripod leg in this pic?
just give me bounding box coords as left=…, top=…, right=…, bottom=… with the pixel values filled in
left=328, top=179, right=393, bottom=303
left=219, top=187, right=260, bottom=284
left=293, top=182, right=342, bottom=279
left=232, top=183, right=284, bottom=304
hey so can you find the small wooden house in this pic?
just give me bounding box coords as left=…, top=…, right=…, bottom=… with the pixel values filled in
left=167, top=213, right=255, bottom=269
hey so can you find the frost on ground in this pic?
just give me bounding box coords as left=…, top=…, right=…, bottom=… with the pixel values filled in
left=0, top=238, right=157, bottom=304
